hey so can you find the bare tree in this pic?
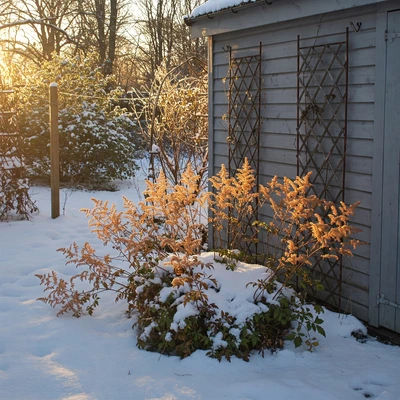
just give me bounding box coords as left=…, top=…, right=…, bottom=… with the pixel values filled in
left=134, top=0, right=206, bottom=83
left=112, top=35, right=145, bottom=90
left=174, top=0, right=206, bottom=61
left=4, top=0, right=78, bottom=61
left=0, top=0, right=131, bottom=75
left=72, top=0, right=131, bottom=75
left=134, top=58, right=208, bottom=190
left=0, top=0, right=206, bottom=88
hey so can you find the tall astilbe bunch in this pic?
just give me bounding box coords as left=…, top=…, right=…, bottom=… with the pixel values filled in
left=209, top=160, right=261, bottom=253
left=209, top=158, right=360, bottom=299
left=36, top=164, right=210, bottom=317
left=257, top=173, right=360, bottom=298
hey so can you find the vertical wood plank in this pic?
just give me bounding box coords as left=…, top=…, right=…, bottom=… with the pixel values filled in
left=380, top=9, right=400, bottom=332
left=369, top=9, right=387, bottom=328
left=207, top=36, right=215, bottom=250
left=388, top=10, right=400, bottom=334
left=50, top=83, right=60, bottom=219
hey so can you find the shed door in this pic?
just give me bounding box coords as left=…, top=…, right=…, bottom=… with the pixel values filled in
left=379, top=9, right=400, bottom=333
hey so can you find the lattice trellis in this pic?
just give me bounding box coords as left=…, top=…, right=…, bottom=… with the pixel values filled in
left=296, top=30, right=349, bottom=309
left=226, top=44, right=262, bottom=255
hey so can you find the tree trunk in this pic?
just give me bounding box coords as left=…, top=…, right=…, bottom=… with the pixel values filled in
left=95, top=0, right=106, bottom=64
left=104, top=0, right=117, bottom=75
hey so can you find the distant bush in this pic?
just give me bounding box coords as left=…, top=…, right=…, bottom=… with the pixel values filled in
left=0, top=135, right=38, bottom=221
left=134, top=59, right=208, bottom=191
left=16, top=53, right=143, bottom=188
left=0, top=90, right=37, bottom=221
left=36, top=162, right=360, bottom=360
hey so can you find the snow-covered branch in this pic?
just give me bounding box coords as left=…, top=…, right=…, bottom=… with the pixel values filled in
left=0, top=18, right=77, bottom=44
left=0, top=17, right=56, bottom=30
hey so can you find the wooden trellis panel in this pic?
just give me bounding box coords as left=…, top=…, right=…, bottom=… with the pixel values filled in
left=227, top=44, right=262, bottom=255
left=296, top=30, right=349, bottom=309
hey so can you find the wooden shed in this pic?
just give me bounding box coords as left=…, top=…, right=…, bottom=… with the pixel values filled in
left=185, top=0, right=400, bottom=333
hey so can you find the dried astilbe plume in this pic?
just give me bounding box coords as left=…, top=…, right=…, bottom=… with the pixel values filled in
left=209, top=158, right=361, bottom=298
left=36, top=163, right=210, bottom=317
left=209, top=159, right=261, bottom=252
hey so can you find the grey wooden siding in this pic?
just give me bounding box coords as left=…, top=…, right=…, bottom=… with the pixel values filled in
left=210, top=8, right=377, bottom=321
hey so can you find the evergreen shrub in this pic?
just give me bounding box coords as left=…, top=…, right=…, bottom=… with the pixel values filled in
left=16, top=53, right=143, bottom=188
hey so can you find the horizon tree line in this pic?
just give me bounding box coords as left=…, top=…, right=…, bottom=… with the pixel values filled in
left=0, top=0, right=206, bottom=89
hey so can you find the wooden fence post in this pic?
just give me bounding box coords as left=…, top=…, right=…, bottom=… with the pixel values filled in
left=49, top=83, right=60, bottom=219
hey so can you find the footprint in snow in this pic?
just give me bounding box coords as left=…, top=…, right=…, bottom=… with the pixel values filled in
left=76, top=228, right=90, bottom=234
left=16, top=275, right=40, bottom=288
left=0, top=283, right=24, bottom=298
left=352, top=377, right=389, bottom=399
left=0, top=361, right=10, bottom=372
left=30, top=346, right=53, bottom=358
left=42, top=230, right=63, bottom=240
left=0, top=297, right=19, bottom=312
left=28, top=241, right=48, bottom=248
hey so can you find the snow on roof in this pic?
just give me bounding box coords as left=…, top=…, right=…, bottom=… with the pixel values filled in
left=189, top=0, right=258, bottom=19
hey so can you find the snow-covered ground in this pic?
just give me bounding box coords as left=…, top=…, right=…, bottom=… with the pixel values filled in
left=1, top=171, right=400, bottom=400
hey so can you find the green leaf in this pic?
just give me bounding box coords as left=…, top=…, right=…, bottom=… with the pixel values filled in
left=294, top=336, right=303, bottom=348
left=316, top=325, right=326, bottom=337
left=314, top=304, right=324, bottom=313
left=285, top=333, right=295, bottom=341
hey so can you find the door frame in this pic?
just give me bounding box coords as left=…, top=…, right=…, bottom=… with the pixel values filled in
left=369, top=2, right=400, bottom=328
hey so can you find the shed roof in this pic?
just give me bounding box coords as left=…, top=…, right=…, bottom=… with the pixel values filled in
left=188, top=0, right=258, bottom=19
left=186, top=0, right=390, bottom=38
left=185, top=0, right=265, bottom=26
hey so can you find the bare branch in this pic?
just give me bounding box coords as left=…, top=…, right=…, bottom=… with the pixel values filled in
left=0, top=17, right=77, bottom=44
left=0, top=17, right=55, bottom=30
